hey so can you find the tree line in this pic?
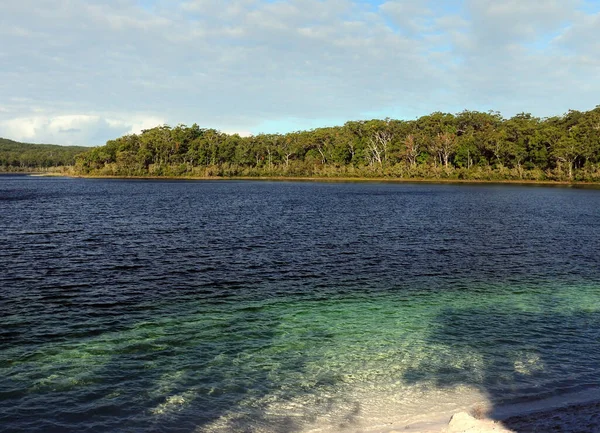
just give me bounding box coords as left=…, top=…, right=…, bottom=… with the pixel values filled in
left=72, top=106, right=600, bottom=181
left=0, top=138, right=88, bottom=172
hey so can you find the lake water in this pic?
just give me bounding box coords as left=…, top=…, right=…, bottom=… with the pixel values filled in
left=1, top=176, right=600, bottom=432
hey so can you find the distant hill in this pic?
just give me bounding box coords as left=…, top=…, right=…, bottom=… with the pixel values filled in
left=0, top=138, right=89, bottom=170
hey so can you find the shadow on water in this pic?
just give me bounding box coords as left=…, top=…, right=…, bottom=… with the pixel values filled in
left=80, top=293, right=358, bottom=433
left=0, top=292, right=311, bottom=433
left=99, top=300, right=294, bottom=433
left=402, top=298, right=600, bottom=432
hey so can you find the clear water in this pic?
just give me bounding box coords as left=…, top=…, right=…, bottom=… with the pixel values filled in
left=1, top=176, right=600, bottom=432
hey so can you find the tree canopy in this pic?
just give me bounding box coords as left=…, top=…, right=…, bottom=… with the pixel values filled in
left=14, top=106, right=600, bottom=181
left=0, top=138, right=88, bottom=171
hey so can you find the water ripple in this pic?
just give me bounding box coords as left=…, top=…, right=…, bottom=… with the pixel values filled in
left=1, top=177, right=600, bottom=432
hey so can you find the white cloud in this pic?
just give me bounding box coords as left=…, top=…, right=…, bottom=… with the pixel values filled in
left=221, top=129, right=253, bottom=138
left=0, top=114, right=165, bottom=146
left=379, top=1, right=433, bottom=35
left=0, top=0, right=599, bottom=145
left=127, top=117, right=167, bottom=135
left=464, top=0, right=578, bottom=46
left=555, top=10, right=600, bottom=51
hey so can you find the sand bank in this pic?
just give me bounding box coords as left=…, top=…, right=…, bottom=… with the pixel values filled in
left=384, top=399, right=600, bottom=433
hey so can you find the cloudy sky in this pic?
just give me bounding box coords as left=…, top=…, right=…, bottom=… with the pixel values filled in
left=1, top=0, right=599, bottom=146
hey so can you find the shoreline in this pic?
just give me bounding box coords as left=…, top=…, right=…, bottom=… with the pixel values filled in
left=379, top=401, right=600, bottom=433
left=30, top=172, right=600, bottom=187
left=391, top=388, right=600, bottom=433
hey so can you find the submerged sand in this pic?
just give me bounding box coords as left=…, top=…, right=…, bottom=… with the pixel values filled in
left=199, top=387, right=600, bottom=433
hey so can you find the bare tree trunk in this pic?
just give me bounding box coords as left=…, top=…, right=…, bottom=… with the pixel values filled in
left=368, top=140, right=382, bottom=166
left=369, top=130, right=392, bottom=167
left=317, top=146, right=326, bottom=165
left=436, top=132, right=457, bottom=169
left=267, top=147, right=272, bottom=169
left=405, top=134, right=418, bottom=167
left=566, top=158, right=575, bottom=180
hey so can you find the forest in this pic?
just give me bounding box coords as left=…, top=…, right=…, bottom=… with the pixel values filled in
left=10, top=106, right=600, bottom=181
left=0, top=138, right=88, bottom=171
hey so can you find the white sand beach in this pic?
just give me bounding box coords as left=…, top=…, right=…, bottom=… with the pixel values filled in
left=384, top=400, right=600, bottom=433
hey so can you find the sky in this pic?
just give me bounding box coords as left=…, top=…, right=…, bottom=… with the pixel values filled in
left=0, top=0, right=599, bottom=146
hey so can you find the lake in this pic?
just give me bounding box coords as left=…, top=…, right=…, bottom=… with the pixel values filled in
left=1, top=175, right=600, bottom=432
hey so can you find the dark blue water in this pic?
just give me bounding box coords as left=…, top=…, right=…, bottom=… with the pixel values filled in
left=1, top=175, right=600, bottom=432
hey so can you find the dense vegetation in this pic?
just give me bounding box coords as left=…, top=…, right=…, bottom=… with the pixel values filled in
left=0, top=138, right=88, bottom=172
left=72, top=106, right=600, bottom=181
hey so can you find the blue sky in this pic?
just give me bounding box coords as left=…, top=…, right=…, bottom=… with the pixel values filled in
left=0, top=0, right=599, bottom=146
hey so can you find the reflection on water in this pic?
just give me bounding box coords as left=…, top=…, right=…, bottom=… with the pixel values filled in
left=1, top=176, right=600, bottom=432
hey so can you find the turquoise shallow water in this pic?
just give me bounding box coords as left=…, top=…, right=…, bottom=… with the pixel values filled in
left=1, top=177, right=600, bottom=432
left=6, top=282, right=600, bottom=432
